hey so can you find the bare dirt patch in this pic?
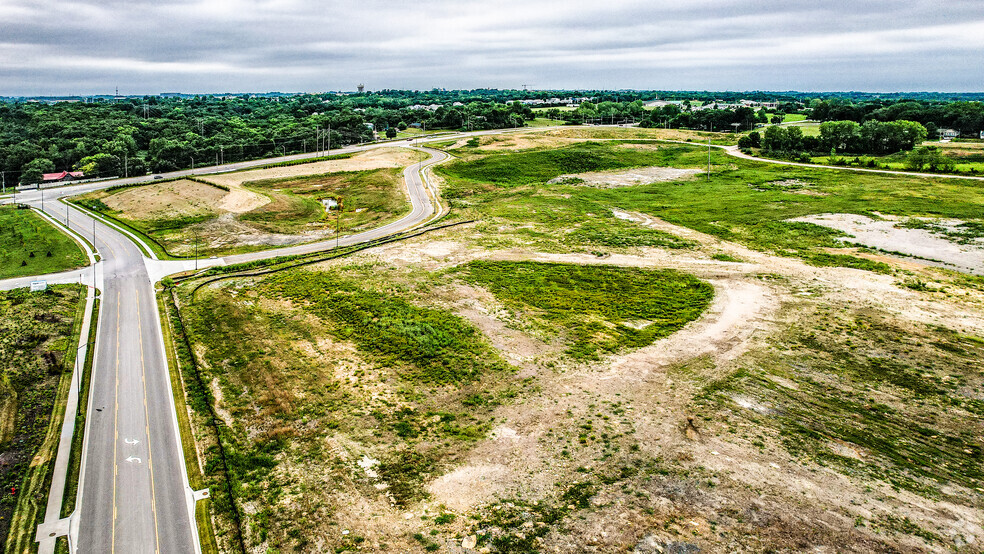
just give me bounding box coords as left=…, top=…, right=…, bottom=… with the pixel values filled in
left=326, top=211, right=984, bottom=551
left=547, top=166, right=702, bottom=188
left=472, top=133, right=584, bottom=152
left=201, top=147, right=421, bottom=192
left=102, top=179, right=226, bottom=219
left=793, top=213, right=984, bottom=275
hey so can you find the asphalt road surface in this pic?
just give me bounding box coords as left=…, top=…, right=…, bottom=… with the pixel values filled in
left=2, top=136, right=464, bottom=553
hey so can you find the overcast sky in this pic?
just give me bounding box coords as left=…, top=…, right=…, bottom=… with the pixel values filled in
left=2, top=0, right=983, bottom=96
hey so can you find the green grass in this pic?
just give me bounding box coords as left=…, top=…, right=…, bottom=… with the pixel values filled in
left=60, top=296, right=98, bottom=519
left=782, top=114, right=808, bottom=123
left=258, top=270, right=507, bottom=383
left=72, top=165, right=413, bottom=258
left=0, top=206, right=87, bottom=279
left=172, top=266, right=515, bottom=550
left=439, top=141, right=704, bottom=193
left=526, top=117, right=567, bottom=128
left=437, top=140, right=984, bottom=272
left=0, top=286, right=85, bottom=551
left=244, top=167, right=410, bottom=235
left=460, top=261, right=713, bottom=359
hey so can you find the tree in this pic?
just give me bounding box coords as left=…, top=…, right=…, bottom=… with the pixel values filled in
left=385, top=127, right=397, bottom=138
left=20, top=158, right=55, bottom=185
left=74, top=153, right=120, bottom=177
left=905, top=146, right=954, bottom=172
left=819, top=120, right=861, bottom=152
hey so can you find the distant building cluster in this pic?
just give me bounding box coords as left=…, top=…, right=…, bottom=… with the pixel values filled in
left=516, top=97, right=591, bottom=107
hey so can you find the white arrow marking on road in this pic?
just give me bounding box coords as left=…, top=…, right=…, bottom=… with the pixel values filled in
left=124, top=438, right=140, bottom=445
left=125, top=456, right=142, bottom=464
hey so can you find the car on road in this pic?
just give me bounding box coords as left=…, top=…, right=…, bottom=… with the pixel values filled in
left=153, top=175, right=164, bottom=179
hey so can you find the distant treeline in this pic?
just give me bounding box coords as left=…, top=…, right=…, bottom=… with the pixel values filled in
left=2, top=90, right=982, bottom=183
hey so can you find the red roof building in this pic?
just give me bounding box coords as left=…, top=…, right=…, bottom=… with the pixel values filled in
left=42, top=171, right=84, bottom=182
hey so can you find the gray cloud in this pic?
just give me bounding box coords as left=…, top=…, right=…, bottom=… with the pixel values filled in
left=2, top=0, right=983, bottom=95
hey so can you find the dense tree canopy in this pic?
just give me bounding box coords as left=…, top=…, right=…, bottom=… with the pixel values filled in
left=1, top=90, right=980, bottom=183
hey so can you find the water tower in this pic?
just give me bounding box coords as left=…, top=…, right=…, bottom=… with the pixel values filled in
left=357, top=83, right=365, bottom=93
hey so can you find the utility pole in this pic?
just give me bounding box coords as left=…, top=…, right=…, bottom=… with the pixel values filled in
left=220, top=145, right=224, bottom=165
left=336, top=199, right=341, bottom=249
left=326, top=124, right=331, bottom=158
left=40, top=186, right=44, bottom=212
left=124, top=154, right=128, bottom=178
left=707, top=138, right=711, bottom=182
left=191, top=156, right=194, bottom=170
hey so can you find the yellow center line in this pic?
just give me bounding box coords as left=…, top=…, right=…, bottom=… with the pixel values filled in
left=135, top=288, right=162, bottom=553
left=111, top=292, right=121, bottom=554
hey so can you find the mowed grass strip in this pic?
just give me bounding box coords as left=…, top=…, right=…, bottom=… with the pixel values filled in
left=461, top=261, right=713, bottom=359
left=0, top=207, right=87, bottom=280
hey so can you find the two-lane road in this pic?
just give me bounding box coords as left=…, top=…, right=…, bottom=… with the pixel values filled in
left=76, top=252, right=194, bottom=552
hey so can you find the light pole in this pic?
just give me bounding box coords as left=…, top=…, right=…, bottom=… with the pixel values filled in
left=707, top=138, right=711, bottom=182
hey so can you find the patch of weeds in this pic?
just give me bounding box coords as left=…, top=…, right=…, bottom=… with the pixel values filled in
left=476, top=480, right=598, bottom=552
left=711, top=252, right=744, bottom=263
left=805, top=252, right=892, bottom=274
left=460, top=261, right=713, bottom=359
left=376, top=450, right=438, bottom=506
left=260, top=270, right=508, bottom=383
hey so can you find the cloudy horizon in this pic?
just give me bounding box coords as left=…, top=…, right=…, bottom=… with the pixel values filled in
left=3, top=0, right=983, bottom=96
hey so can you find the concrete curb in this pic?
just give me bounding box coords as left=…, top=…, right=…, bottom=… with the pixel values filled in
left=30, top=206, right=99, bottom=554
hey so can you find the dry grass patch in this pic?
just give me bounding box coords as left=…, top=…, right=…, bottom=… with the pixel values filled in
left=100, top=179, right=226, bottom=220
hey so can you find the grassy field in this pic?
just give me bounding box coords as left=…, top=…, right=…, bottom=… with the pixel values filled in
left=436, top=139, right=982, bottom=271
left=526, top=117, right=567, bottom=127
left=172, top=266, right=513, bottom=551
left=170, top=258, right=715, bottom=552
left=167, top=127, right=984, bottom=552
left=73, top=158, right=414, bottom=257
left=693, top=306, right=984, bottom=498
left=461, top=261, right=712, bottom=359
left=0, top=206, right=87, bottom=280
left=782, top=113, right=808, bottom=123
left=243, top=168, right=408, bottom=234
left=0, top=286, right=85, bottom=551
left=532, top=106, right=576, bottom=112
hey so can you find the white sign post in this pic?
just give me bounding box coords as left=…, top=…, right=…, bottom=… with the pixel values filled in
left=30, top=280, right=47, bottom=292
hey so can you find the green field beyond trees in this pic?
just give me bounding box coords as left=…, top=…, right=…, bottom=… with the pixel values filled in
left=0, top=206, right=87, bottom=280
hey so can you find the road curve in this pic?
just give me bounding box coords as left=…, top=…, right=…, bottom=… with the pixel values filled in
left=222, top=146, right=449, bottom=265
left=0, top=139, right=457, bottom=554
left=0, top=125, right=583, bottom=553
